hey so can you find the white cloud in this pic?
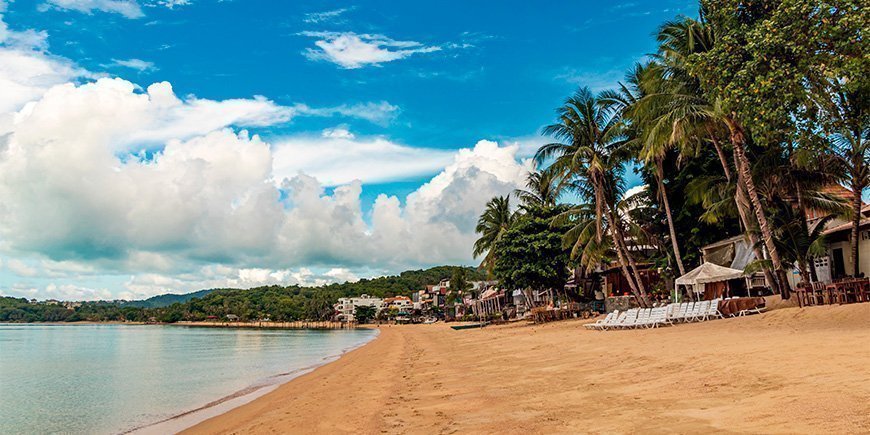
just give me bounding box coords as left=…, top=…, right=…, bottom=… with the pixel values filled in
left=106, top=58, right=157, bottom=71
left=303, top=8, right=349, bottom=24
left=0, top=14, right=89, bottom=114
left=296, top=101, right=399, bottom=125
left=271, top=131, right=455, bottom=186
left=6, top=258, right=38, bottom=277
left=299, top=31, right=441, bottom=69
left=0, top=19, right=532, bottom=300
left=42, top=0, right=145, bottom=19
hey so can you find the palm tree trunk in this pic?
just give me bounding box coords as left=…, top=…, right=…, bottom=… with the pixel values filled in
left=593, top=172, right=604, bottom=243
left=656, top=159, right=686, bottom=276
left=731, top=147, right=781, bottom=295
left=707, top=124, right=777, bottom=292
left=725, top=117, right=791, bottom=299
left=608, top=207, right=649, bottom=306
left=850, top=180, right=863, bottom=277
left=607, top=222, right=647, bottom=306
left=707, top=125, right=732, bottom=182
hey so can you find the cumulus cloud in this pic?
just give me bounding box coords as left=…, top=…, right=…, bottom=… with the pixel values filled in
left=0, top=16, right=532, bottom=300
left=0, top=14, right=89, bottom=114
left=271, top=131, right=455, bottom=186
left=299, top=31, right=441, bottom=69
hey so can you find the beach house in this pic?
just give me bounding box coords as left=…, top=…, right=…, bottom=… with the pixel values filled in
left=334, top=294, right=385, bottom=322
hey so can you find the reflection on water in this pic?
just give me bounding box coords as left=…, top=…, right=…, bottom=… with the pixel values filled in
left=0, top=324, right=377, bottom=435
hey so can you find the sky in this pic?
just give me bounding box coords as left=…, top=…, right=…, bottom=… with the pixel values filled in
left=0, top=0, right=697, bottom=301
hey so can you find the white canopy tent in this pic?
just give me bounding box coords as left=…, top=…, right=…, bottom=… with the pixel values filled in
left=675, top=262, right=746, bottom=296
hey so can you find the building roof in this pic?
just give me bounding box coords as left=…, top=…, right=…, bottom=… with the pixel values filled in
left=823, top=218, right=870, bottom=235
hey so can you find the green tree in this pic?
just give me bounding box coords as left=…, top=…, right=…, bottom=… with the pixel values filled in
left=493, top=206, right=572, bottom=294
left=353, top=305, right=377, bottom=324
left=537, top=87, right=648, bottom=300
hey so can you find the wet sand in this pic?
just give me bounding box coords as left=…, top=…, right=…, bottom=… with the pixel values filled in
left=185, top=302, right=870, bottom=434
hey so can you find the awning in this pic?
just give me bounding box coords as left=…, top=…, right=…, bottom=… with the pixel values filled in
left=675, top=262, right=746, bottom=293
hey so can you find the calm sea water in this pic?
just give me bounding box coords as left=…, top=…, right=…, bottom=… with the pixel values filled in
left=0, top=324, right=377, bottom=435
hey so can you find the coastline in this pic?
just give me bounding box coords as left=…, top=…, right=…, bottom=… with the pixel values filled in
left=185, top=304, right=870, bottom=434
left=127, top=328, right=380, bottom=435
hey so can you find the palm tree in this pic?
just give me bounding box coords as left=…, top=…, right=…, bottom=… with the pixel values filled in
left=536, top=87, right=649, bottom=302
left=473, top=195, right=516, bottom=275
left=812, top=86, right=869, bottom=278
left=648, top=15, right=792, bottom=296
left=513, top=167, right=564, bottom=210
left=605, top=62, right=688, bottom=276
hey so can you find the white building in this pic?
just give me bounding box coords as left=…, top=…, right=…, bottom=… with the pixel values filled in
left=334, top=294, right=385, bottom=322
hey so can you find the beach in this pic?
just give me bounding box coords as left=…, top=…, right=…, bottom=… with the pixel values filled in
left=185, top=302, right=870, bottom=434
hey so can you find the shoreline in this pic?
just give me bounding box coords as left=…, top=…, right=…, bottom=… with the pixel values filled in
left=127, top=328, right=380, bottom=435
left=184, top=304, right=870, bottom=434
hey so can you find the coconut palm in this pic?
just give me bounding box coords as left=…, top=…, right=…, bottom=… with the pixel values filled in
left=513, top=167, right=564, bottom=210
left=473, top=195, right=516, bottom=275
left=604, top=62, right=689, bottom=276
left=536, top=87, right=649, bottom=301
left=643, top=15, right=794, bottom=296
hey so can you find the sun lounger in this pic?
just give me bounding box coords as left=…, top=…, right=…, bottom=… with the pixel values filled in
left=665, top=303, right=679, bottom=321
left=707, top=298, right=723, bottom=319
left=693, top=300, right=711, bottom=321
left=650, top=306, right=671, bottom=328
left=634, top=308, right=652, bottom=328
left=584, top=311, right=615, bottom=330
left=615, top=309, right=638, bottom=329
left=678, top=302, right=692, bottom=322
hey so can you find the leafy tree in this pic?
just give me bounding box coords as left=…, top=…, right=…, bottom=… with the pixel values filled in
left=353, top=305, right=377, bottom=324
left=493, top=206, right=572, bottom=293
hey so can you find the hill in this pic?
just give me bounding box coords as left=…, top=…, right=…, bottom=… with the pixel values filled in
left=123, top=289, right=215, bottom=308
left=0, top=265, right=486, bottom=323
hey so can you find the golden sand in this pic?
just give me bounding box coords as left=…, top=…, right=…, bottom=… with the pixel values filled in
left=185, top=301, right=870, bottom=434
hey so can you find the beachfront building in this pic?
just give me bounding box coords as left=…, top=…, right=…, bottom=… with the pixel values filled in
left=383, top=296, right=413, bottom=312
left=701, top=186, right=870, bottom=288
left=334, top=294, right=385, bottom=322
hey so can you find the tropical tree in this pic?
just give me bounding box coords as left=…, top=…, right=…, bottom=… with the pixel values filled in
left=606, top=62, right=688, bottom=276
left=536, top=87, right=649, bottom=302
left=473, top=195, right=516, bottom=275
left=513, top=167, right=564, bottom=210
left=492, top=206, right=572, bottom=297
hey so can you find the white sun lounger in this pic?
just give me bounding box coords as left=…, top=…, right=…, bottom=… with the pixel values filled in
left=707, top=298, right=723, bottom=319
left=693, top=300, right=711, bottom=321
left=634, top=308, right=651, bottom=328
left=615, top=309, right=638, bottom=329
left=584, top=311, right=616, bottom=330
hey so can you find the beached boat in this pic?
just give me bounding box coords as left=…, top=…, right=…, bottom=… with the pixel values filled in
left=450, top=322, right=488, bottom=330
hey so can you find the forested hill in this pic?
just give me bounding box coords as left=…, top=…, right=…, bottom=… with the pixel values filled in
left=0, top=266, right=485, bottom=323
left=123, top=289, right=215, bottom=308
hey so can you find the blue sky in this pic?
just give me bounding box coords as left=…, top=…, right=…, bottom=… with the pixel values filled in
left=0, top=0, right=696, bottom=300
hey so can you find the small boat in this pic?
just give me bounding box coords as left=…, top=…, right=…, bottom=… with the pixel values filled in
left=422, top=317, right=437, bottom=324
left=450, top=322, right=489, bottom=330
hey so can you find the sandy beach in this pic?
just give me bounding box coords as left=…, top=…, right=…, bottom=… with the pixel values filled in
left=185, top=302, right=870, bottom=434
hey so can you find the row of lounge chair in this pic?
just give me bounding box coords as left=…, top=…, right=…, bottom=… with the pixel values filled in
left=584, top=299, right=724, bottom=331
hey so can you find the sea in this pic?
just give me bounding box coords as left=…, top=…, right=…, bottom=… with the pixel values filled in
left=0, top=323, right=378, bottom=434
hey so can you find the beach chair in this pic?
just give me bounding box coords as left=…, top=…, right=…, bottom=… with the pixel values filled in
left=664, top=303, right=680, bottom=323
left=584, top=311, right=615, bottom=330
left=635, top=308, right=652, bottom=329
left=707, top=298, right=723, bottom=319
left=677, top=302, right=692, bottom=322
left=615, top=309, right=638, bottom=329
left=693, top=300, right=711, bottom=321
left=653, top=306, right=671, bottom=328
left=605, top=311, right=627, bottom=331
